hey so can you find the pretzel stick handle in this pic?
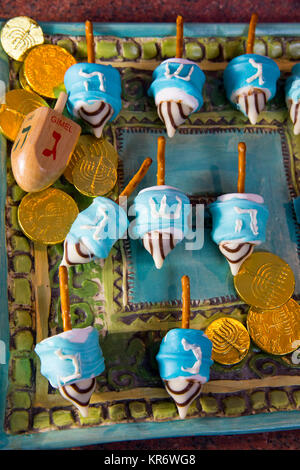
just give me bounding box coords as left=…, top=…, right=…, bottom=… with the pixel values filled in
left=59, top=265, right=72, bottom=332
left=237, top=142, right=246, bottom=193
left=175, top=15, right=184, bottom=59
left=181, top=275, right=190, bottom=329
left=246, top=13, right=258, bottom=54
left=85, top=20, right=95, bottom=64
left=157, top=136, right=166, bottom=186
left=117, top=157, right=152, bottom=203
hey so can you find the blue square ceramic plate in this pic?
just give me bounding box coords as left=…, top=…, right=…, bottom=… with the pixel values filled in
left=0, top=21, right=300, bottom=450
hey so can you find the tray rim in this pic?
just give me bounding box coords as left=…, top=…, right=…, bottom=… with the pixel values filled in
left=0, top=20, right=299, bottom=38
left=1, top=20, right=300, bottom=450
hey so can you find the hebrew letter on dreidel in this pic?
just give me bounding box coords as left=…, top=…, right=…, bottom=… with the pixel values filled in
left=42, top=131, right=62, bottom=161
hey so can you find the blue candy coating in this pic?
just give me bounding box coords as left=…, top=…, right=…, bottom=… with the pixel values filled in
left=66, top=197, right=129, bottom=260
left=131, top=186, right=191, bottom=239
left=148, top=58, right=205, bottom=112
left=285, top=63, right=300, bottom=103
left=156, top=328, right=213, bottom=381
left=209, top=195, right=269, bottom=245
left=224, top=54, right=280, bottom=105
left=64, top=63, right=122, bottom=120
left=35, top=326, right=105, bottom=388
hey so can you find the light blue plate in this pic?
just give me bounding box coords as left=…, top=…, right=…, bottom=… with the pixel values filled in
left=1, top=21, right=300, bottom=450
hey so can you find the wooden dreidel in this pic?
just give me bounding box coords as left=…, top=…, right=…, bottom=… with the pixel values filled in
left=35, top=264, right=105, bottom=417
left=209, top=142, right=269, bottom=275
left=223, top=13, right=280, bottom=124
left=132, top=136, right=191, bottom=269
left=156, top=275, right=213, bottom=419
left=11, top=91, right=81, bottom=193
left=148, top=16, right=206, bottom=138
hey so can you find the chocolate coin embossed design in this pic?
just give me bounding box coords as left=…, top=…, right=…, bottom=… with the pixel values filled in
left=0, top=16, right=44, bottom=61
left=234, top=252, right=295, bottom=309
left=72, top=152, right=117, bottom=197
left=18, top=188, right=79, bottom=244
left=205, top=317, right=250, bottom=365
left=23, top=44, right=77, bottom=98
left=0, top=89, right=48, bottom=141
left=64, top=135, right=119, bottom=184
left=247, top=299, right=300, bottom=355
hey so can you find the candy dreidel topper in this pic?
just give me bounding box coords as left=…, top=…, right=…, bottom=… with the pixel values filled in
left=61, top=157, right=152, bottom=267
left=35, top=265, right=105, bottom=417
left=64, top=20, right=122, bottom=139
left=148, top=16, right=205, bottom=138
left=11, top=91, right=81, bottom=193
left=223, top=14, right=280, bottom=125
left=132, top=136, right=191, bottom=269
left=156, top=275, right=213, bottom=419
left=209, top=142, right=269, bottom=276
left=285, top=63, right=300, bottom=135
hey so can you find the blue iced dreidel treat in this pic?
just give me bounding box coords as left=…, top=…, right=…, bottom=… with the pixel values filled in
left=131, top=137, right=191, bottom=269
left=156, top=276, right=213, bottom=419
left=64, top=21, right=122, bottom=138
left=148, top=16, right=205, bottom=138
left=61, top=158, right=152, bottom=267
left=285, top=63, right=300, bottom=135
left=223, top=14, right=280, bottom=125
left=209, top=143, right=269, bottom=275
left=35, top=266, right=105, bottom=417
left=61, top=196, right=129, bottom=267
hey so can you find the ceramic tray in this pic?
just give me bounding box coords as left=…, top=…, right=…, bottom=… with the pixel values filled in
left=0, top=21, right=300, bottom=450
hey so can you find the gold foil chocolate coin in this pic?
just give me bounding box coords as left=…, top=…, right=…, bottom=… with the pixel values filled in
left=234, top=252, right=295, bottom=309
left=5, top=89, right=48, bottom=115
left=72, top=152, right=117, bottom=197
left=0, top=16, right=44, bottom=61
left=18, top=188, right=79, bottom=245
left=19, top=64, right=33, bottom=91
left=247, top=299, right=300, bottom=355
left=205, top=317, right=250, bottom=365
left=0, top=107, right=25, bottom=142
left=0, top=89, right=48, bottom=141
left=64, top=135, right=119, bottom=184
left=23, top=44, right=76, bottom=98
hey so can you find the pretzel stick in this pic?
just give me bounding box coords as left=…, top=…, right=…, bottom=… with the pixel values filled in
left=59, top=265, right=72, bottom=332
left=237, top=142, right=246, bottom=193
left=246, top=13, right=258, bottom=54
left=175, top=15, right=184, bottom=59
left=117, top=157, right=152, bottom=204
left=157, top=136, right=166, bottom=185
left=85, top=20, right=95, bottom=64
left=181, top=275, right=190, bottom=329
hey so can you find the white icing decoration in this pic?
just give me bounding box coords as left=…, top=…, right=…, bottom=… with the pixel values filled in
left=217, top=193, right=264, bottom=204
left=235, top=219, right=243, bottom=233
left=55, top=349, right=81, bottom=383
left=234, top=206, right=259, bottom=236
left=79, top=69, right=105, bottom=92
left=149, top=194, right=182, bottom=220
left=180, top=338, right=202, bottom=375
left=164, top=62, right=194, bottom=81
left=80, top=207, right=109, bottom=241
left=246, top=58, right=265, bottom=86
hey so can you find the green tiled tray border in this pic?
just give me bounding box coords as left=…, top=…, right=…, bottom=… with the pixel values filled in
left=1, top=21, right=300, bottom=450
